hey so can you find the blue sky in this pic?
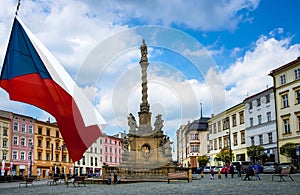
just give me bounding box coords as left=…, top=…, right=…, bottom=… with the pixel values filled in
left=0, top=0, right=300, bottom=143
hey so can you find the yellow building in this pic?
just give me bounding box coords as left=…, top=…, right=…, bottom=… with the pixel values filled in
left=208, top=103, right=247, bottom=165
left=0, top=114, right=11, bottom=175
left=269, top=57, right=300, bottom=163
left=34, top=120, right=74, bottom=178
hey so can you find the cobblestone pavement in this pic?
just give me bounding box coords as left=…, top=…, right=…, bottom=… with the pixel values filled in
left=0, top=174, right=299, bottom=195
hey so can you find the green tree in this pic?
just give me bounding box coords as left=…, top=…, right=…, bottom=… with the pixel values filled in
left=215, top=147, right=232, bottom=163
left=247, top=145, right=265, bottom=163
left=280, top=142, right=299, bottom=160
left=197, top=155, right=209, bottom=167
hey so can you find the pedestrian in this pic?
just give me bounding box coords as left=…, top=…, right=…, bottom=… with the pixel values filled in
left=236, top=163, right=242, bottom=177
left=230, top=164, right=235, bottom=178
left=243, top=166, right=254, bottom=181
left=254, top=164, right=261, bottom=180
left=210, top=169, right=215, bottom=180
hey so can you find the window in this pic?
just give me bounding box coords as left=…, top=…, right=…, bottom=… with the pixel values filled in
left=46, top=141, right=50, bottom=148
left=213, top=123, right=217, bottom=133
left=38, top=127, right=42, bottom=134
left=282, top=94, right=289, bottom=108
left=223, top=117, right=229, bottom=130
left=28, top=125, right=33, bottom=134
left=296, top=90, right=300, bottom=104
left=266, top=94, right=270, bottom=103
left=250, top=137, right=254, bottom=146
left=56, top=131, right=59, bottom=138
left=295, top=68, right=300, bottom=80
left=20, top=151, right=25, bottom=160
left=46, top=129, right=50, bottom=136
left=223, top=136, right=228, bottom=147
left=250, top=118, right=253, bottom=127
left=239, top=111, right=244, bottom=124
left=214, top=139, right=217, bottom=150
left=95, top=157, right=98, bottom=166
left=110, top=156, right=112, bottom=162
left=46, top=153, right=50, bottom=161
left=82, top=156, right=86, bottom=165
left=195, top=145, right=199, bottom=152
left=268, top=133, right=273, bottom=143
left=91, top=157, right=93, bottom=166
left=280, top=74, right=286, bottom=85
left=267, top=112, right=271, bottom=122
left=115, top=157, right=117, bottom=163
left=233, top=133, right=238, bottom=146
left=232, top=114, right=237, bottom=127
left=21, top=124, right=26, bottom=132
left=241, top=131, right=245, bottom=144
left=28, top=151, right=32, bottom=161
left=218, top=137, right=222, bottom=149
left=259, top=135, right=263, bottom=145
left=110, top=147, right=112, bottom=153
left=298, top=116, right=300, bottom=132
left=257, top=98, right=261, bottom=106
left=21, top=137, right=26, bottom=146
left=3, top=128, right=8, bottom=136
left=217, top=121, right=221, bottom=132
left=2, top=153, right=7, bottom=161
left=55, top=154, right=59, bottom=162
left=13, top=151, right=18, bottom=160
left=13, top=122, right=18, bottom=131
left=3, top=140, right=7, bottom=148
left=105, top=147, right=107, bottom=152
left=258, top=115, right=262, bottom=125
left=249, top=102, right=253, bottom=109
left=38, top=152, right=42, bottom=160
left=283, top=118, right=290, bottom=134
left=38, top=139, right=42, bottom=147
left=13, top=136, right=18, bottom=145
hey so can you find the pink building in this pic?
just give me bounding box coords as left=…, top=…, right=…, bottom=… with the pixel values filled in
left=10, top=112, right=35, bottom=176
left=102, top=134, right=122, bottom=167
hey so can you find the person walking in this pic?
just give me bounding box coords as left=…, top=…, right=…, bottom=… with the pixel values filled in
left=236, top=163, right=242, bottom=177
left=243, top=166, right=254, bottom=181
left=230, top=164, right=235, bottom=178
left=254, top=164, right=261, bottom=180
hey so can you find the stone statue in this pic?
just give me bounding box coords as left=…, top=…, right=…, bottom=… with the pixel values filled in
left=128, top=113, right=137, bottom=131
left=140, top=39, right=148, bottom=62
left=154, top=114, right=164, bottom=132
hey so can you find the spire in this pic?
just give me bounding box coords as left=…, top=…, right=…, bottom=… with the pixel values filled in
left=200, top=103, right=203, bottom=118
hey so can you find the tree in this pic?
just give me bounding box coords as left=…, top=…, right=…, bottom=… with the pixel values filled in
left=215, top=147, right=232, bottom=163
left=197, top=155, right=209, bottom=167
left=280, top=142, right=299, bottom=160
left=247, top=145, right=265, bottom=163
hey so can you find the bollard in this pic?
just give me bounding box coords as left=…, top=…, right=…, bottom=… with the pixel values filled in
left=201, top=171, right=204, bottom=179
left=218, top=170, right=221, bottom=179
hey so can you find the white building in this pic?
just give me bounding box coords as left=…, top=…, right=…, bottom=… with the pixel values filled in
left=244, top=87, right=278, bottom=163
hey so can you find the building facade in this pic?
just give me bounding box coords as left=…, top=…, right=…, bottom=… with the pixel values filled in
left=269, top=57, right=300, bottom=164
left=0, top=113, right=11, bottom=175
left=74, top=136, right=103, bottom=176
left=34, top=120, right=73, bottom=178
left=208, top=103, right=247, bottom=165
left=102, top=134, right=122, bottom=167
left=244, top=87, right=278, bottom=162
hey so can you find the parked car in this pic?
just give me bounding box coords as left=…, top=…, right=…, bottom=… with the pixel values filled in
left=231, top=161, right=253, bottom=173
left=263, top=162, right=279, bottom=173
left=213, top=166, right=223, bottom=173
left=278, top=163, right=297, bottom=173
left=203, top=166, right=215, bottom=173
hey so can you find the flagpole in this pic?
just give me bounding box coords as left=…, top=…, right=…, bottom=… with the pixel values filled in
left=15, top=0, right=21, bottom=15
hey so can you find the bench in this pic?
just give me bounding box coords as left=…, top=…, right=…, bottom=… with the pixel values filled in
left=167, top=172, right=189, bottom=183
left=19, top=177, right=34, bottom=188
left=272, top=167, right=294, bottom=182
left=67, top=176, right=86, bottom=187
left=47, top=177, right=60, bottom=186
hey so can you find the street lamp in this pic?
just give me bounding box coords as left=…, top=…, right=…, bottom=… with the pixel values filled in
left=30, top=145, right=34, bottom=177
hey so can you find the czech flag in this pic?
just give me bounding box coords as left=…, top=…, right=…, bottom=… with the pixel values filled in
left=0, top=16, right=106, bottom=162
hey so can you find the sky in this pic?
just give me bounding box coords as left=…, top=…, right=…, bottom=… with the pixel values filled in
left=1, top=0, right=300, bottom=144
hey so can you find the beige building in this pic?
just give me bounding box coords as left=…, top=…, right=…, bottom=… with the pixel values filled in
left=177, top=117, right=209, bottom=171
left=208, top=103, right=247, bottom=165
left=34, top=120, right=74, bottom=178
left=0, top=114, right=11, bottom=175
left=269, top=57, right=300, bottom=163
